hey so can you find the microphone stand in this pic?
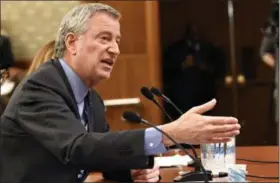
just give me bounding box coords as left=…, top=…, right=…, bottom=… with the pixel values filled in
left=123, top=111, right=228, bottom=182
left=140, top=119, right=211, bottom=182
left=149, top=87, right=199, bottom=159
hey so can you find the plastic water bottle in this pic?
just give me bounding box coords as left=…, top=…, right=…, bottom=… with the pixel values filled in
left=200, top=137, right=236, bottom=171
left=224, top=137, right=236, bottom=165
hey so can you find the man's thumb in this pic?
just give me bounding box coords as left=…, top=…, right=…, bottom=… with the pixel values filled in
left=188, top=99, right=217, bottom=114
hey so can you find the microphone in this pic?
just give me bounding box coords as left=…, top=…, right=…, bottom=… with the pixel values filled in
left=150, top=87, right=183, bottom=115
left=142, top=86, right=198, bottom=159
left=122, top=111, right=212, bottom=182
left=140, top=87, right=173, bottom=121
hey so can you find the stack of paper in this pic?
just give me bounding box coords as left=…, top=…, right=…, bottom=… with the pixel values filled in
left=155, top=154, right=194, bottom=167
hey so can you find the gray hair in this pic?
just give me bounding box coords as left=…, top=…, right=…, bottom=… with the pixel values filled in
left=54, top=3, right=121, bottom=58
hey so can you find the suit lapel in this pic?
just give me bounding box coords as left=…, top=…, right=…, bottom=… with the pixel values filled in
left=89, top=91, right=107, bottom=132
left=51, top=58, right=106, bottom=133
left=51, top=59, right=80, bottom=119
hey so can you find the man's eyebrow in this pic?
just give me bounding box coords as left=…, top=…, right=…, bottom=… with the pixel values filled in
left=97, top=31, right=110, bottom=36
left=98, top=31, right=121, bottom=37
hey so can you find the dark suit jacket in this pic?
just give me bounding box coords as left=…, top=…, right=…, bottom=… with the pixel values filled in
left=0, top=59, right=154, bottom=183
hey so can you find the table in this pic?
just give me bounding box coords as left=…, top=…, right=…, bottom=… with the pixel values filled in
left=85, top=146, right=279, bottom=182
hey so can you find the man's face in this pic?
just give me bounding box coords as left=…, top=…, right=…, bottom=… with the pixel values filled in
left=74, top=13, right=121, bottom=86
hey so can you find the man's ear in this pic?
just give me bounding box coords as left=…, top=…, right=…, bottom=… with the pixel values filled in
left=65, top=33, right=78, bottom=55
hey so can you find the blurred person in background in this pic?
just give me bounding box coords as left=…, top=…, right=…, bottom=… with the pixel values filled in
left=0, top=28, right=25, bottom=83
left=26, top=40, right=55, bottom=75
left=260, top=0, right=278, bottom=119
left=260, top=26, right=278, bottom=68
left=0, top=28, right=25, bottom=114
left=163, top=25, right=226, bottom=121
left=260, top=0, right=278, bottom=144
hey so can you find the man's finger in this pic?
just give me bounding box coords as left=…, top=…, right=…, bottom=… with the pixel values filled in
left=133, top=169, right=160, bottom=181
left=133, top=169, right=153, bottom=177
left=133, top=177, right=159, bottom=182
left=213, top=130, right=240, bottom=138
left=134, top=178, right=159, bottom=183
left=136, top=165, right=159, bottom=175
left=148, top=176, right=160, bottom=182
left=134, top=180, right=147, bottom=182
left=188, top=99, right=217, bottom=114
left=204, top=116, right=238, bottom=125
left=208, top=124, right=241, bottom=133
left=131, top=169, right=145, bottom=177
left=209, top=137, right=232, bottom=143
left=152, top=165, right=160, bottom=171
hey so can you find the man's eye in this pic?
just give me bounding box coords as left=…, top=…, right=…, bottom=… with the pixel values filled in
left=101, top=36, right=109, bottom=40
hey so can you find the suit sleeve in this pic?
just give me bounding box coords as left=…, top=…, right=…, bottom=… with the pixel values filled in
left=15, top=80, right=154, bottom=172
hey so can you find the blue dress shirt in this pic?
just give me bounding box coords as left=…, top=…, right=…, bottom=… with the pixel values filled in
left=59, top=59, right=167, bottom=155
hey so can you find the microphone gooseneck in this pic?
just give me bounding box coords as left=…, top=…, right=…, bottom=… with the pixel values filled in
left=140, top=87, right=173, bottom=121
left=150, top=87, right=183, bottom=114
left=147, top=87, right=198, bottom=159
left=122, top=111, right=210, bottom=182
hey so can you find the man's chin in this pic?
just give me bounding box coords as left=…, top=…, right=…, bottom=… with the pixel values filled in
left=99, top=73, right=111, bottom=80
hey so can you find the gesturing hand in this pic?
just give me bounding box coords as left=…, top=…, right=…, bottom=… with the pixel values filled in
left=162, top=99, right=240, bottom=145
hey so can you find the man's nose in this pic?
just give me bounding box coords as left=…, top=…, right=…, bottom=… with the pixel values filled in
left=109, top=42, right=120, bottom=55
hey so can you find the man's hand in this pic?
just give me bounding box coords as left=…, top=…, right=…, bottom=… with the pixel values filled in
left=162, top=99, right=241, bottom=145
left=131, top=165, right=160, bottom=182
left=262, top=53, right=275, bottom=68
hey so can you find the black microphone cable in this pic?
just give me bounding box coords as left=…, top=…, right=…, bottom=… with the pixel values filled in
left=246, top=174, right=279, bottom=179
left=150, top=87, right=183, bottom=115
left=140, top=87, right=172, bottom=120
left=237, top=158, right=279, bottom=164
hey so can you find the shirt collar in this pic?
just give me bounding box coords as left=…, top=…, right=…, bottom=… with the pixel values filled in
left=59, top=59, right=88, bottom=104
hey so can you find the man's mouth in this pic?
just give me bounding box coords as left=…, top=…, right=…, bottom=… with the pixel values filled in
left=101, top=59, right=114, bottom=66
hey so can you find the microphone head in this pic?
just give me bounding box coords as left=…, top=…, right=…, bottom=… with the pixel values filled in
left=122, top=111, right=142, bottom=123
left=140, top=87, right=154, bottom=100
left=150, top=87, right=162, bottom=97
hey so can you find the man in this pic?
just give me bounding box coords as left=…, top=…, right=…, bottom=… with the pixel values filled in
left=0, top=29, right=25, bottom=102
left=0, top=31, right=16, bottom=114
left=260, top=0, right=278, bottom=68
left=0, top=3, right=240, bottom=183
left=260, top=28, right=278, bottom=124
left=260, top=1, right=279, bottom=143
left=260, top=29, right=277, bottom=68
left=0, top=29, right=25, bottom=82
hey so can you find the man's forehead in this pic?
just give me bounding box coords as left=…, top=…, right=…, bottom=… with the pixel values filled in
left=88, top=13, right=121, bottom=36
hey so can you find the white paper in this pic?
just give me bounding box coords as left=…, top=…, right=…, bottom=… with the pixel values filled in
left=155, top=154, right=194, bottom=167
